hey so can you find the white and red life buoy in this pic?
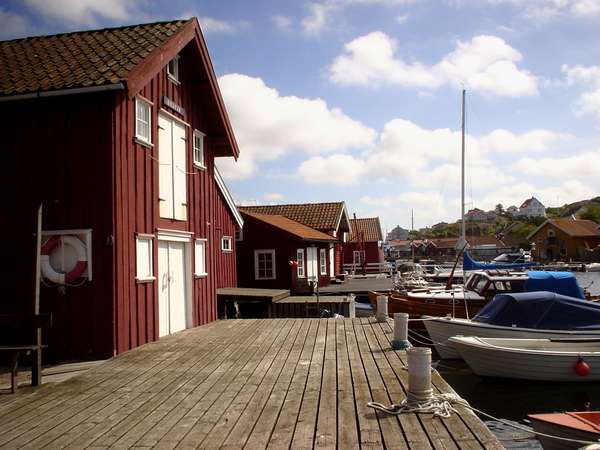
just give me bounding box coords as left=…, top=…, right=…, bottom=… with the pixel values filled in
left=40, top=235, right=88, bottom=285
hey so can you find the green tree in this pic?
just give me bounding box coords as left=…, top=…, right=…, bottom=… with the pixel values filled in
left=580, top=204, right=600, bottom=224
left=495, top=203, right=504, bottom=214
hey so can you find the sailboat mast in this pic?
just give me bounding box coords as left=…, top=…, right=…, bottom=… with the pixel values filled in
left=461, top=89, right=466, bottom=247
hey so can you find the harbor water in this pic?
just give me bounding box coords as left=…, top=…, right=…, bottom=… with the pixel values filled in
left=435, top=272, right=600, bottom=449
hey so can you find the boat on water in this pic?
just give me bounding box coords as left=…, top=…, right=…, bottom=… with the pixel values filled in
left=528, top=411, right=600, bottom=450
left=587, top=262, right=600, bottom=272
left=463, top=251, right=539, bottom=271
left=424, top=291, right=600, bottom=359
left=449, top=336, right=600, bottom=381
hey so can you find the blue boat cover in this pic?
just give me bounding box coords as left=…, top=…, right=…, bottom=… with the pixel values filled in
left=524, top=270, right=585, bottom=299
left=463, top=251, right=539, bottom=271
left=473, top=291, right=600, bottom=329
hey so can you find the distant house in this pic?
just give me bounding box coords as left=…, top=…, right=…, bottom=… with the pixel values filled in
left=236, top=212, right=336, bottom=293
left=465, top=208, right=489, bottom=222
left=343, top=217, right=384, bottom=270
left=388, top=236, right=508, bottom=261
left=238, top=202, right=351, bottom=277
left=0, top=18, right=243, bottom=361
left=516, top=197, right=546, bottom=218
left=506, top=206, right=519, bottom=216
left=386, top=225, right=409, bottom=241
left=527, top=218, right=600, bottom=261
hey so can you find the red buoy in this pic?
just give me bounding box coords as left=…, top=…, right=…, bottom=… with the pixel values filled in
left=574, top=358, right=591, bottom=377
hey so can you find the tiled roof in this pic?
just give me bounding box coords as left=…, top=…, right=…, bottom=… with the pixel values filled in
left=239, top=202, right=346, bottom=231
left=0, top=19, right=190, bottom=97
left=349, top=217, right=382, bottom=242
left=552, top=219, right=599, bottom=237
left=242, top=212, right=336, bottom=242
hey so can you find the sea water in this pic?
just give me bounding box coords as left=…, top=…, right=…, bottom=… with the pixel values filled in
left=435, top=272, right=600, bottom=449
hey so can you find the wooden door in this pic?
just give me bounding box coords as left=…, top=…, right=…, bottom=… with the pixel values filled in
left=157, top=240, right=188, bottom=337
left=306, top=247, right=318, bottom=280
left=158, top=241, right=170, bottom=337
left=158, top=113, right=187, bottom=220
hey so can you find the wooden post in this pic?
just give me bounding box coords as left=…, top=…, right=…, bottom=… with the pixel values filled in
left=32, top=203, right=42, bottom=386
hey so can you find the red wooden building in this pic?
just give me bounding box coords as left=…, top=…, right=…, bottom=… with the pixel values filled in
left=0, top=18, right=243, bottom=361
left=238, top=202, right=351, bottom=279
left=236, top=212, right=336, bottom=293
left=343, top=217, right=384, bottom=270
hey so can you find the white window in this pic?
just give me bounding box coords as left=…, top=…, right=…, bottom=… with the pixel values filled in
left=135, top=235, right=154, bottom=281
left=221, top=236, right=233, bottom=252
left=320, top=248, right=327, bottom=275
left=167, top=55, right=180, bottom=82
left=297, top=249, right=305, bottom=278
left=255, top=250, right=276, bottom=280
left=135, top=98, right=152, bottom=144
left=193, top=130, right=205, bottom=168
left=194, top=239, right=207, bottom=276
left=235, top=228, right=243, bottom=241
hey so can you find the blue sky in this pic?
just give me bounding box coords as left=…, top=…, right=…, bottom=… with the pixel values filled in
left=2, top=0, right=600, bottom=232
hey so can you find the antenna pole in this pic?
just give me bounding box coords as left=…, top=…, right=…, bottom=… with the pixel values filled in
left=461, top=89, right=466, bottom=248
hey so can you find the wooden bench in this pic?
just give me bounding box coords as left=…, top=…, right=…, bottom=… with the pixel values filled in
left=0, top=314, right=51, bottom=393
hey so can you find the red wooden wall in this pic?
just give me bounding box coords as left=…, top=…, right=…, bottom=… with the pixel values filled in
left=343, top=241, right=385, bottom=265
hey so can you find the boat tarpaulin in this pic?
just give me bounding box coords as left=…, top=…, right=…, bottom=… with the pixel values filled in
left=524, top=270, right=585, bottom=299
left=463, top=252, right=539, bottom=271
left=473, top=291, right=600, bottom=330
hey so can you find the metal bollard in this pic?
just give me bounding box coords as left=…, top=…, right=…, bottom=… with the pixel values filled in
left=376, top=295, right=388, bottom=322
left=348, top=293, right=356, bottom=318
left=391, top=313, right=411, bottom=350
left=407, top=347, right=433, bottom=403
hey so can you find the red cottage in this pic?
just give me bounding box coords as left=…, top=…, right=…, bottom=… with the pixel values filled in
left=343, top=217, right=384, bottom=271
left=237, top=212, right=336, bottom=293
left=0, top=18, right=243, bottom=361
left=238, top=202, right=351, bottom=279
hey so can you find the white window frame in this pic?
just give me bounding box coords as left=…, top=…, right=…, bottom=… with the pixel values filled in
left=135, top=97, right=152, bottom=144
left=297, top=249, right=305, bottom=278
left=320, top=248, right=327, bottom=275
left=135, top=234, right=155, bottom=282
left=221, top=236, right=233, bottom=252
left=193, top=130, right=206, bottom=168
left=167, top=55, right=180, bottom=83
left=194, top=239, right=207, bottom=277
left=254, top=249, right=276, bottom=280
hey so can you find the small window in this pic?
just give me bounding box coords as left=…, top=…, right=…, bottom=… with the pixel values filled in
left=320, top=248, right=327, bottom=275
left=167, top=55, right=180, bottom=82
left=195, top=239, right=207, bottom=276
left=193, top=130, right=205, bottom=168
left=135, top=98, right=152, bottom=144
left=297, top=249, right=305, bottom=278
left=235, top=228, right=243, bottom=241
left=135, top=235, right=154, bottom=281
left=548, top=229, right=555, bottom=237
left=221, top=236, right=233, bottom=252
left=255, top=250, right=276, bottom=280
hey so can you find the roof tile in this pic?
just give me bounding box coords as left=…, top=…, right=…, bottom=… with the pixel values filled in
left=239, top=202, right=345, bottom=231
left=242, top=212, right=336, bottom=242
left=348, top=217, right=382, bottom=242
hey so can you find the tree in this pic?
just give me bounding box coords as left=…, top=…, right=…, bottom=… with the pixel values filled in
left=580, top=204, right=600, bottom=224
left=495, top=203, right=504, bottom=215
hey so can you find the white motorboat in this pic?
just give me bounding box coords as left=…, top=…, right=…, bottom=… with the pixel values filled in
left=587, top=263, right=600, bottom=272
left=424, top=291, right=600, bottom=359
left=448, top=336, right=600, bottom=381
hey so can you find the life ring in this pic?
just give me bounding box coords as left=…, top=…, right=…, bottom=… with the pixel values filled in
left=40, top=235, right=88, bottom=284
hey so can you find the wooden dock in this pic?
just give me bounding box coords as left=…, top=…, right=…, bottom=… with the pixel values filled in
left=0, top=318, right=501, bottom=449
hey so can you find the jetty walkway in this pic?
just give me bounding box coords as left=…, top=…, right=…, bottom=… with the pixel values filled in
left=0, top=318, right=501, bottom=449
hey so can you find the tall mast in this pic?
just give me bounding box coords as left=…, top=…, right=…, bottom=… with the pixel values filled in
left=461, top=89, right=466, bottom=248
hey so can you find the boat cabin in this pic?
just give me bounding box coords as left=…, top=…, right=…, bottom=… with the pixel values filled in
left=464, top=271, right=528, bottom=300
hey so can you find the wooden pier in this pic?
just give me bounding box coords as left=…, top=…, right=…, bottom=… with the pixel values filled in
left=0, top=318, right=501, bottom=449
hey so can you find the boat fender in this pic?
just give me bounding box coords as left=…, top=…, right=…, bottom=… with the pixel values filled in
left=574, top=357, right=591, bottom=377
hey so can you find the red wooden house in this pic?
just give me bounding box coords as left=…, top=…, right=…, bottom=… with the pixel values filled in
left=238, top=202, right=351, bottom=280
left=236, top=212, right=336, bottom=293
left=343, top=217, right=384, bottom=270
left=0, top=18, right=243, bottom=361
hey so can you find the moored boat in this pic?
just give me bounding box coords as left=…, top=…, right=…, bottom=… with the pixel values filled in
left=449, top=336, right=600, bottom=381
left=528, top=411, right=600, bottom=450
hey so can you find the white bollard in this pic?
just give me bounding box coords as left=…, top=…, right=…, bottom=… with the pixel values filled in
left=392, top=313, right=411, bottom=350
left=407, top=347, right=433, bottom=403
left=348, top=293, right=356, bottom=319
left=376, top=295, right=388, bottom=322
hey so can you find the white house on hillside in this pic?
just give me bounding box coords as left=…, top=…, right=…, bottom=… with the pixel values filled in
left=516, top=197, right=546, bottom=218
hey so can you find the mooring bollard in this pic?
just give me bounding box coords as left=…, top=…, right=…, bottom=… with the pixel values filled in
left=407, top=347, right=433, bottom=403
left=348, top=293, right=356, bottom=319
left=392, top=313, right=410, bottom=350
left=376, top=295, right=388, bottom=322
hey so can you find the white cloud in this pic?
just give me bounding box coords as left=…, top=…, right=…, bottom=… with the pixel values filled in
left=0, top=8, right=29, bottom=38
left=560, top=64, right=600, bottom=119
left=272, top=15, right=293, bottom=31
left=264, top=192, right=284, bottom=201
left=361, top=192, right=450, bottom=229
left=396, top=14, right=409, bottom=23
left=24, top=0, right=139, bottom=26
left=198, top=16, right=237, bottom=34
left=330, top=32, right=538, bottom=97
left=514, top=150, right=600, bottom=177
left=459, top=0, right=600, bottom=22
left=298, top=154, right=367, bottom=185
left=216, top=73, right=375, bottom=179
left=480, top=129, right=571, bottom=153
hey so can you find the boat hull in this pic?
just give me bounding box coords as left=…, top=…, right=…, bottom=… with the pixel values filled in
left=529, top=412, right=600, bottom=450
left=449, top=337, right=600, bottom=381
left=423, top=318, right=600, bottom=359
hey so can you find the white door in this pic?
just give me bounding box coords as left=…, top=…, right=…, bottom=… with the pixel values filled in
left=329, top=246, right=335, bottom=277
left=158, top=240, right=188, bottom=337
left=158, top=113, right=187, bottom=220
left=306, top=247, right=318, bottom=280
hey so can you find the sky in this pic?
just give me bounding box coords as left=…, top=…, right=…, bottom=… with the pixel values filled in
left=2, top=0, right=600, bottom=232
